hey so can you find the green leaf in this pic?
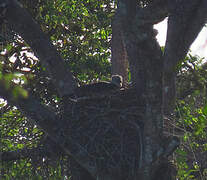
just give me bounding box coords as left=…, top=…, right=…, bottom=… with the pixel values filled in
left=17, top=144, right=24, bottom=149
left=6, top=44, right=13, bottom=51
left=12, top=86, right=28, bottom=99
left=176, top=149, right=187, bottom=156
left=202, top=103, right=207, bottom=116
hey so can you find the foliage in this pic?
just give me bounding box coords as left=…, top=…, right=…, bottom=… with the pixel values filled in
left=19, top=0, right=113, bottom=82
left=168, top=54, right=207, bottom=179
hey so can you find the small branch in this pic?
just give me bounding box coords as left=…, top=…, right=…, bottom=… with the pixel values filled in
left=1, top=137, right=64, bottom=162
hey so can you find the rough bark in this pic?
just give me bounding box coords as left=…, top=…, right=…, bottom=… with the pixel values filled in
left=111, top=13, right=128, bottom=87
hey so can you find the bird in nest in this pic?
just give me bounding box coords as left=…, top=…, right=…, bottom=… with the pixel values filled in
left=74, top=74, right=123, bottom=98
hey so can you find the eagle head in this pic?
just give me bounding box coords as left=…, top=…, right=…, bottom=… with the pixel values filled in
left=111, top=75, right=123, bottom=88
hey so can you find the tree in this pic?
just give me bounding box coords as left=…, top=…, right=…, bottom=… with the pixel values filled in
left=0, top=0, right=207, bottom=179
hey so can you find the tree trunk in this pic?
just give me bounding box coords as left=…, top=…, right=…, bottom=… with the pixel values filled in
left=111, top=13, right=128, bottom=88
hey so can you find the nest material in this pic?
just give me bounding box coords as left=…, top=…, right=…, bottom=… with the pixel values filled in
left=66, top=88, right=145, bottom=177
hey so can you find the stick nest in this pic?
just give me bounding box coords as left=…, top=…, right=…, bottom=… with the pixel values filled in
left=64, top=88, right=145, bottom=176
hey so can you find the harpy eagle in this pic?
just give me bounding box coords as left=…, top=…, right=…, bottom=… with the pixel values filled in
left=74, top=75, right=123, bottom=97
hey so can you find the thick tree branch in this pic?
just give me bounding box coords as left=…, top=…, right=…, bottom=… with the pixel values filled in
left=0, top=0, right=77, bottom=96
left=164, top=0, right=207, bottom=69
left=136, top=0, right=169, bottom=26
left=0, top=81, right=97, bottom=178
left=163, top=0, right=207, bottom=114
left=117, top=1, right=166, bottom=179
